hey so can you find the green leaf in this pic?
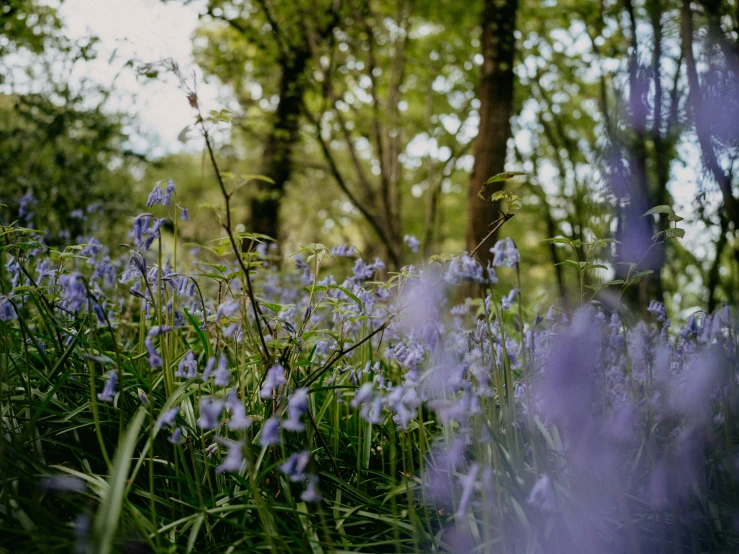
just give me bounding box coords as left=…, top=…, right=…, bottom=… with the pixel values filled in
left=665, top=228, right=685, bottom=239
left=642, top=205, right=674, bottom=217
left=542, top=237, right=572, bottom=245
left=556, top=260, right=581, bottom=271
left=177, top=125, right=190, bottom=143
left=486, top=171, right=528, bottom=184
left=183, top=308, right=209, bottom=356
left=92, top=407, right=147, bottom=554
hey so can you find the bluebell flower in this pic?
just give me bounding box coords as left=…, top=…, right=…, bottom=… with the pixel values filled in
left=168, top=427, right=184, bottom=444
left=213, top=354, right=230, bottom=387
left=527, top=475, right=558, bottom=513
left=19, top=190, right=36, bottom=221
left=175, top=350, right=198, bottom=378
left=216, top=300, right=240, bottom=322
left=148, top=218, right=166, bottom=238
left=74, top=513, right=90, bottom=554
left=156, top=407, right=179, bottom=429
left=282, top=388, right=308, bottom=432
left=215, top=437, right=244, bottom=474
left=403, top=234, right=420, bottom=253
left=180, top=206, right=189, bottom=221
left=0, top=296, right=17, bottom=321
left=490, top=237, right=520, bottom=268
left=93, top=303, right=106, bottom=326
left=225, top=391, right=252, bottom=430
left=648, top=300, right=667, bottom=322
left=259, top=417, right=281, bottom=447
left=445, top=254, right=485, bottom=284
left=260, top=364, right=286, bottom=399
left=197, top=397, right=224, bottom=430
left=331, top=244, right=356, bottom=257
left=223, top=322, right=240, bottom=339
left=146, top=183, right=163, bottom=206
left=58, top=273, right=87, bottom=312
left=202, top=357, right=216, bottom=381
left=163, top=178, right=175, bottom=206
left=36, top=259, right=55, bottom=282
left=719, top=304, right=731, bottom=326
left=41, top=475, right=86, bottom=493
left=351, top=383, right=375, bottom=409
left=486, top=263, right=498, bottom=284
left=97, top=372, right=117, bottom=402
left=301, top=475, right=322, bottom=503
left=145, top=337, right=162, bottom=368
left=501, top=288, right=519, bottom=311
left=137, top=388, right=149, bottom=406
left=280, top=450, right=310, bottom=482
left=385, top=385, right=416, bottom=429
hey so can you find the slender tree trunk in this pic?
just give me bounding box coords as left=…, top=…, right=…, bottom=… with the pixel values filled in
left=466, top=0, right=518, bottom=265
left=250, top=46, right=311, bottom=242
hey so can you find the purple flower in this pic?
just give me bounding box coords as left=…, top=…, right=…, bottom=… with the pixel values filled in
left=175, top=350, right=198, bottom=378
left=0, top=296, right=17, bottom=321
left=301, top=475, right=322, bottom=503
left=225, top=391, right=252, bottom=430
left=280, top=450, right=311, bottom=482
left=146, top=183, right=163, bottom=206
left=58, top=273, right=87, bottom=312
left=282, top=388, right=308, bottom=432
left=163, top=178, right=175, bottom=206
left=331, top=244, right=356, bottom=257
left=145, top=337, right=162, bottom=368
left=259, top=417, right=280, bottom=447
left=19, top=190, right=36, bottom=221
left=202, top=357, right=216, bottom=381
left=490, top=237, right=520, bottom=268
left=156, top=407, right=179, bottom=429
left=93, top=303, right=106, bottom=326
left=215, top=437, right=244, bottom=473
left=168, top=427, right=184, bottom=444
left=197, top=397, right=224, bottom=430
left=527, top=475, right=558, bottom=513
left=648, top=300, right=667, bottom=322
left=500, top=288, right=519, bottom=311
left=216, top=300, right=240, bottom=322
left=445, top=254, right=485, bottom=284
left=97, top=372, right=117, bottom=402
left=213, top=355, right=230, bottom=387
left=351, top=383, right=375, bottom=409
left=403, top=234, right=420, bottom=253
left=41, top=475, right=86, bottom=493
left=179, top=205, right=189, bottom=221
left=260, top=364, right=286, bottom=399
left=138, top=389, right=149, bottom=406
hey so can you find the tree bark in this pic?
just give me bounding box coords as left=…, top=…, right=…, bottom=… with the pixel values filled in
left=466, top=0, right=518, bottom=265
left=250, top=45, right=311, bottom=241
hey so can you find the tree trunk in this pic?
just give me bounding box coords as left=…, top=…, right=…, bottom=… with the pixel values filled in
left=250, top=46, right=311, bottom=242
left=466, top=0, right=518, bottom=266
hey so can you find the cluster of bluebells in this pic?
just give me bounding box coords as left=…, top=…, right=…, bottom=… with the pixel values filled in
left=4, top=178, right=738, bottom=553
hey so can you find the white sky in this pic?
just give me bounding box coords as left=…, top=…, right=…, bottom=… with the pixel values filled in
left=59, top=0, right=220, bottom=157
